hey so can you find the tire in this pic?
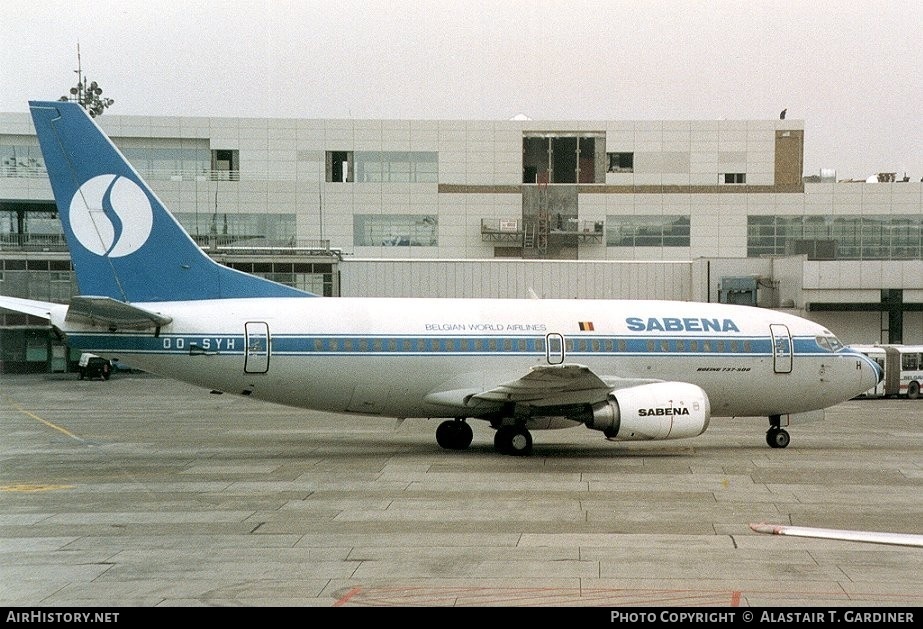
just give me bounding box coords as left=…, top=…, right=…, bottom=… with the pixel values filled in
left=908, top=381, right=920, bottom=400
left=453, top=421, right=473, bottom=450
left=507, top=428, right=533, bottom=456
left=494, top=427, right=513, bottom=454
left=437, top=420, right=473, bottom=450
left=435, top=421, right=455, bottom=449
left=767, top=428, right=790, bottom=449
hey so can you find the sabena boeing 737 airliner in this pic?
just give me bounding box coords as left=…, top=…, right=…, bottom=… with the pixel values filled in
left=0, top=101, right=881, bottom=455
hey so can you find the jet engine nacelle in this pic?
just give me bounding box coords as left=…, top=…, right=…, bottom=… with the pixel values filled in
left=585, top=382, right=710, bottom=440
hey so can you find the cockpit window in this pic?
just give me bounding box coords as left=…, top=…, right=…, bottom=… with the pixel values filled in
left=816, top=334, right=844, bottom=352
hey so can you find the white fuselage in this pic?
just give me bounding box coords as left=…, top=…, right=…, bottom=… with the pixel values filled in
left=53, top=297, right=879, bottom=421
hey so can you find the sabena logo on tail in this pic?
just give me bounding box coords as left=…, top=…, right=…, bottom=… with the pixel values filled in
left=70, top=174, right=153, bottom=257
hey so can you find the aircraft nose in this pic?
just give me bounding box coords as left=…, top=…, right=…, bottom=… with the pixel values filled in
left=861, top=355, right=883, bottom=389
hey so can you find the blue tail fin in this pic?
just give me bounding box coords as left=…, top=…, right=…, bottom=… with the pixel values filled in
left=29, top=101, right=313, bottom=302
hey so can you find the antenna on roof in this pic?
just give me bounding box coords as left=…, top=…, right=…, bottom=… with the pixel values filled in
left=58, top=43, right=114, bottom=117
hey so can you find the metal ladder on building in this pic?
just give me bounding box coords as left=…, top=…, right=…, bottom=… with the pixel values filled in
left=523, top=223, right=535, bottom=249
left=535, top=179, right=549, bottom=256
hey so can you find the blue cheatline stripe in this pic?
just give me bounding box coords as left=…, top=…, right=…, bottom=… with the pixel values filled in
left=66, top=332, right=837, bottom=359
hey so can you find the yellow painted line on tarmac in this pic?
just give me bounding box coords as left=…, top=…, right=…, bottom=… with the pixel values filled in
left=1, top=395, right=86, bottom=443
left=0, top=484, right=75, bottom=492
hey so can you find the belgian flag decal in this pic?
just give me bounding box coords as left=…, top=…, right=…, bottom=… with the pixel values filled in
left=578, top=321, right=595, bottom=331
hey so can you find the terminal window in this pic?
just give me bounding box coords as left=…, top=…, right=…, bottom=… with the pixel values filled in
left=605, top=215, right=690, bottom=247
left=326, top=151, right=353, bottom=182
left=211, top=149, right=239, bottom=181
left=607, top=152, right=634, bottom=173
left=354, top=214, right=438, bottom=247
left=747, top=214, right=923, bottom=260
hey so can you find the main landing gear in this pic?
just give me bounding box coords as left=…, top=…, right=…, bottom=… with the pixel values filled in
left=434, top=418, right=536, bottom=456
left=435, top=419, right=473, bottom=450
left=493, top=425, right=533, bottom=456
left=766, top=414, right=790, bottom=449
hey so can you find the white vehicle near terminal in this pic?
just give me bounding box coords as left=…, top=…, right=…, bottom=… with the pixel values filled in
left=77, top=352, right=111, bottom=381
left=848, top=344, right=923, bottom=399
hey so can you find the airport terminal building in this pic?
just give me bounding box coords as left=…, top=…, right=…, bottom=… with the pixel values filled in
left=1, top=109, right=921, bottom=372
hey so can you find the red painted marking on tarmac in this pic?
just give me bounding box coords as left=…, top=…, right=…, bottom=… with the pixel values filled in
left=336, top=586, right=737, bottom=607
left=335, top=585, right=923, bottom=607
left=333, top=586, right=362, bottom=607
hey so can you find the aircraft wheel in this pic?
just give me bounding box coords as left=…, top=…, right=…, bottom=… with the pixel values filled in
left=453, top=421, right=473, bottom=449
left=908, top=381, right=920, bottom=400
left=436, top=421, right=455, bottom=449
left=766, top=428, right=790, bottom=449
left=494, top=427, right=513, bottom=454
left=436, top=420, right=473, bottom=450
left=507, top=427, right=533, bottom=456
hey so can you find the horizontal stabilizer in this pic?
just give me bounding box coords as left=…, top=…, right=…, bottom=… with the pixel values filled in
left=65, top=296, right=172, bottom=329
left=0, top=295, right=57, bottom=320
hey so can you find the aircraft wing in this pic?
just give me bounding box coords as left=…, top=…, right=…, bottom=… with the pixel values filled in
left=472, top=364, right=667, bottom=407
left=0, top=295, right=58, bottom=320
left=425, top=364, right=666, bottom=410
left=471, top=364, right=612, bottom=404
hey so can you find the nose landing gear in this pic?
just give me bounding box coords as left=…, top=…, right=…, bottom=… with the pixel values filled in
left=766, top=414, right=790, bottom=448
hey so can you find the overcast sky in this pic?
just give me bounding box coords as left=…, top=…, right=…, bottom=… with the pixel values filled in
left=2, top=0, right=921, bottom=180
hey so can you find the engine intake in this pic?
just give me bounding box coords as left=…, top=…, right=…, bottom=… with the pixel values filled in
left=585, top=382, right=710, bottom=440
